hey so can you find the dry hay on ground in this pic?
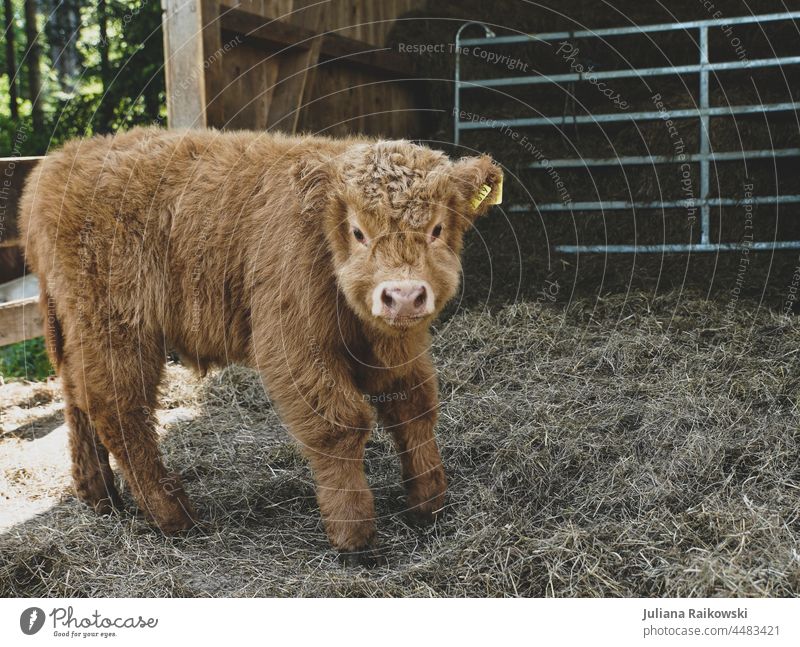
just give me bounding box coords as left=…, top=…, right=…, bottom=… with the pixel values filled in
left=1, top=291, right=799, bottom=596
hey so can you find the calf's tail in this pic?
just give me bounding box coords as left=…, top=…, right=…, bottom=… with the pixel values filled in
left=39, top=276, right=64, bottom=372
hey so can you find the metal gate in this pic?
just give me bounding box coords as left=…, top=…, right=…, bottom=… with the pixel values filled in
left=453, top=12, right=800, bottom=253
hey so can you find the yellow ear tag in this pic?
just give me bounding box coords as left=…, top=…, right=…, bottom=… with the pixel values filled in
left=489, top=175, right=503, bottom=205
left=471, top=176, right=503, bottom=210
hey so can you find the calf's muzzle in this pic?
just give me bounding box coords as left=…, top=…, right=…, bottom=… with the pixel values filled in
left=372, top=280, right=435, bottom=320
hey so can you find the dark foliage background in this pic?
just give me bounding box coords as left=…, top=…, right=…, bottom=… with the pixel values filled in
left=1, top=0, right=164, bottom=155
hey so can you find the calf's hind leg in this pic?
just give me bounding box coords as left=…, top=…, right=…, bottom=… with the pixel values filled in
left=73, top=333, right=197, bottom=533
left=60, top=353, right=122, bottom=514
left=67, top=402, right=122, bottom=515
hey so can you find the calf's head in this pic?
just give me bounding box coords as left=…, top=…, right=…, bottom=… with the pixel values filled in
left=293, top=141, right=502, bottom=334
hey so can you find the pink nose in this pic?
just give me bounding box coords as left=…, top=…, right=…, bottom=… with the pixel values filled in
left=373, top=280, right=434, bottom=319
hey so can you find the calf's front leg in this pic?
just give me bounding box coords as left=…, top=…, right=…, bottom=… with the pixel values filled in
left=377, top=360, right=447, bottom=523
left=281, top=388, right=377, bottom=554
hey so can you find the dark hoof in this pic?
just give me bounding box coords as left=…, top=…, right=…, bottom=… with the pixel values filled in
left=92, top=492, right=123, bottom=516
left=76, top=479, right=124, bottom=516
left=337, top=547, right=389, bottom=568
left=404, top=500, right=444, bottom=527
left=143, top=472, right=201, bottom=534
left=151, top=508, right=200, bottom=535
left=405, top=509, right=435, bottom=526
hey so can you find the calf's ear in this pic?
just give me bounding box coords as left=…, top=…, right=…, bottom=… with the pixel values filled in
left=290, top=154, right=336, bottom=218
left=451, top=154, right=504, bottom=220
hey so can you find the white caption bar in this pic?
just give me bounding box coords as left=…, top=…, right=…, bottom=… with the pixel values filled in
left=1, top=598, right=798, bottom=646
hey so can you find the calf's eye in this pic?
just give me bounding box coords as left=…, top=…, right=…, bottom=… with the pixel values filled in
left=431, top=224, right=443, bottom=240
left=353, top=228, right=366, bottom=244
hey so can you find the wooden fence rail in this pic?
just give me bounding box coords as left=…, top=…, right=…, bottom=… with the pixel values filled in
left=0, top=156, right=42, bottom=248
left=1, top=156, right=43, bottom=348
left=0, top=296, right=42, bottom=347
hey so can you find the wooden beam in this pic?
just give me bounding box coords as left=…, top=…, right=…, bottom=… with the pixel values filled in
left=201, top=0, right=226, bottom=127
left=162, top=0, right=225, bottom=128
left=265, top=1, right=328, bottom=132
left=162, top=0, right=206, bottom=128
left=0, top=156, right=42, bottom=248
left=0, top=296, right=42, bottom=347
left=219, top=5, right=417, bottom=78
left=0, top=275, right=38, bottom=302
left=220, top=6, right=308, bottom=50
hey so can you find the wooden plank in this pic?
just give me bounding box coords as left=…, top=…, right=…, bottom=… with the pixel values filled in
left=320, top=33, right=415, bottom=77
left=0, top=246, right=25, bottom=283
left=302, top=64, right=423, bottom=139
left=0, top=275, right=39, bottom=303
left=219, top=5, right=417, bottom=78
left=0, top=296, right=42, bottom=347
left=201, top=0, right=226, bottom=127
left=162, top=0, right=208, bottom=128
left=265, top=0, right=328, bottom=132
left=332, top=0, right=425, bottom=47
left=220, top=6, right=316, bottom=49
left=0, top=156, right=43, bottom=248
left=222, top=41, right=277, bottom=130
left=162, top=0, right=225, bottom=128
left=164, top=1, right=424, bottom=137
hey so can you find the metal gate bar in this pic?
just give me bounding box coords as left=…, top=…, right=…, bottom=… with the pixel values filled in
left=457, top=101, right=800, bottom=130
left=454, top=12, right=800, bottom=253
left=463, top=56, right=800, bottom=88
left=458, top=11, right=800, bottom=45
left=509, top=196, right=800, bottom=212
left=525, top=149, right=800, bottom=168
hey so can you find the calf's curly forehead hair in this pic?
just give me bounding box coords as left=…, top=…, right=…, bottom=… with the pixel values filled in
left=339, top=140, right=456, bottom=228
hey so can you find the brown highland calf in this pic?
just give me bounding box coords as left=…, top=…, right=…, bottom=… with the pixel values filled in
left=20, top=127, right=502, bottom=558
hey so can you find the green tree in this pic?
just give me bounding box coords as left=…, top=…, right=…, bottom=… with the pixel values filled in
left=2, top=0, right=166, bottom=154
left=3, top=0, right=19, bottom=119
left=44, top=0, right=82, bottom=92
left=23, top=0, right=43, bottom=130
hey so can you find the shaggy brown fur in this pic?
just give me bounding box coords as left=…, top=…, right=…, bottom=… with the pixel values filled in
left=19, top=127, right=502, bottom=556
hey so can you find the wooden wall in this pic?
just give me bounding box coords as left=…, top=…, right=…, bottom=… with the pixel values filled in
left=162, top=0, right=427, bottom=138
left=223, top=0, right=422, bottom=47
